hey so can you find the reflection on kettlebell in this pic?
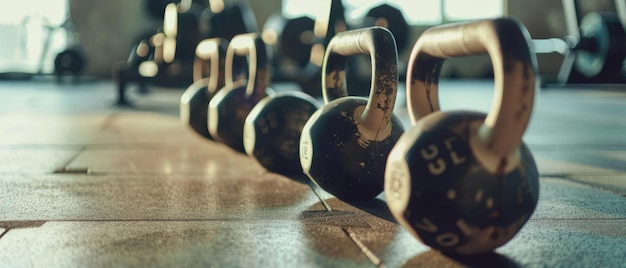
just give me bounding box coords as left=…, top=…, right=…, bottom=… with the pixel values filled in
left=385, top=18, right=540, bottom=255
left=300, top=26, right=405, bottom=201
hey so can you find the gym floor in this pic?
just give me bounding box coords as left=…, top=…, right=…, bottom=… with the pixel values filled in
left=0, top=79, right=625, bottom=267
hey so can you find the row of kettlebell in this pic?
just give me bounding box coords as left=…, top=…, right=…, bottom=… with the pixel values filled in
left=181, top=17, right=540, bottom=255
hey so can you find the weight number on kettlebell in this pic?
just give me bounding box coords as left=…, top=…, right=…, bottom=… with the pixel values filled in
left=420, top=136, right=468, bottom=176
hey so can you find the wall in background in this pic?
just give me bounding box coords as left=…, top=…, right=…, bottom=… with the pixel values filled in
left=69, top=0, right=161, bottom=78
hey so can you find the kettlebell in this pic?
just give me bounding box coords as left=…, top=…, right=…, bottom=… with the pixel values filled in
left=384, top=18, right=540, bottom=255
left=180, top=38, right=228, bottom=140
left=192, top=38, right=228, bottom=82
left=208, top=33, right=272, bottom=153
left=299, top=26, right=405, bottom=201
left=244, top=90, right=321, bottom=176
left=54, top=46, right=86, bottom=81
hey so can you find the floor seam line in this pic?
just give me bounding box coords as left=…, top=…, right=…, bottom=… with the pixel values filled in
left=99, top=110, right=120, bottom=131
left=53, top=145, right=88, bottom=173
left=341, top=227, right=385, bottom=268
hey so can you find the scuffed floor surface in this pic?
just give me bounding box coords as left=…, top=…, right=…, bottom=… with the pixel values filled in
left=0, top=80, right=625, bottom=267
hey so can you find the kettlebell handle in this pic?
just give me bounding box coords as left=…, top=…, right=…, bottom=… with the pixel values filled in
left=407, top=18, right=538, bottom=157
left=225, top=33, right=271, bottom=97
left=194, top=38, right=227, bottom=92
left=322, top=26, right=399, bottom=131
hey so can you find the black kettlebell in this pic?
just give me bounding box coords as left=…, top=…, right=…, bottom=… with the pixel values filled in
left=208, top=33, right=272, bottom=153
left=180, top=38, right=228, bottom=140
left=384, top=18, right=540, bottom=255
left=299, top=26, right=404, bottom=201
left=244, top=90, right=321, bottom=176
left=54, top=46, right=86, bottom=80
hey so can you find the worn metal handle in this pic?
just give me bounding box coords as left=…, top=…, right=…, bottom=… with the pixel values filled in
left=322, top=26, right=399, bottom=131
left=407, top=18, right=538, bottom=157
left=225, top=33, right=271, bottom=96
left=194, top=38, right=228, bottom=92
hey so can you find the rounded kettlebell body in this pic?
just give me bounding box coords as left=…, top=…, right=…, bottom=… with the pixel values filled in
left=180, top=78, right=212, bottom=138
left=244, top=91, right=320, bottom=175
left=301, top=96, right=404, bottom=200
left=209, top=80, right=267, bottom=153
left=386, top=111, right=538, bottom=255
left=386, top=18, right=540, bottom=254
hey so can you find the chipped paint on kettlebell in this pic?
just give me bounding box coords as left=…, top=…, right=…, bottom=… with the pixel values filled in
left=398, top=112, right=538, bottom=255
left=301, top=97, right=404, bottom=200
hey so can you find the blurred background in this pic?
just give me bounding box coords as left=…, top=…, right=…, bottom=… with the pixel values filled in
left=0, top=0, right=621, bottom=83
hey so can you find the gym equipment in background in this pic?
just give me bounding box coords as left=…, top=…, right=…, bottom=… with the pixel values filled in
left=0, top=1, right=87, bottom=82
left=534, top=0, right=626, bottom=84
left=115, top=1, right=202, bottom=106
left=261, top=0, right=348, bottom=97
left=198, top=0, right=258, bottom=41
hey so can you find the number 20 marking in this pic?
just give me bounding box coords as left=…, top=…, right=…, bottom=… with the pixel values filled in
left=414, top=218, right=461, bottom=247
